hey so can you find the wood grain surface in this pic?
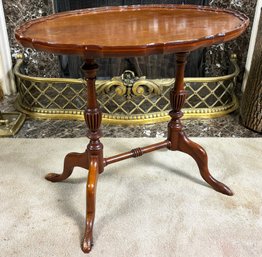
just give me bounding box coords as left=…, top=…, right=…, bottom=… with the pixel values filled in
left=15, top=5, right=249, bottom=58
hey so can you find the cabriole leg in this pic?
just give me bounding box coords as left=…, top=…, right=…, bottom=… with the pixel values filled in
left=168, top=52, right=233, bottom=196
left=82, top=155, right=99, bottom=253
left=45, top=152, right=89, bottom=182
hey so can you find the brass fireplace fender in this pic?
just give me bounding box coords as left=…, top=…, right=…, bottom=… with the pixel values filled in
left=14, top=54, right=239, bottom=125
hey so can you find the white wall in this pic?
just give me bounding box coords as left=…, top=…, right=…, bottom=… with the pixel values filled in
left=0, top=0, right=16, bottom=95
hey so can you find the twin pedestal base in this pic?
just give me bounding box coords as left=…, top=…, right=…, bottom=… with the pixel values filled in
left=45, top=54, right=233, bottom=253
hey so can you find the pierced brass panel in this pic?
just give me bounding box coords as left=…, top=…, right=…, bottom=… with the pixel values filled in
left=14, top=55, right=239, bottom=125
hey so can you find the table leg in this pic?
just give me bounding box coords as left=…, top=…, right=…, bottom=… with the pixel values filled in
left=168, top=53, right=233, bottom=196
left=45, top=152, right=89, bottom=182
left=82, top=155, right=99, bottom=253
left=81, top=59, right=103, bottom=253
left=46, top=59, right=103, bottom=253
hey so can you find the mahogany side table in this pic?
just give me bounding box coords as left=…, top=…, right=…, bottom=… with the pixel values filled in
left=15, top=5, right=249, bottom=253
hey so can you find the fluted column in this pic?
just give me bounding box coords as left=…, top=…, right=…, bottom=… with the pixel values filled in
left=82, top=59, right=104, bottom=173
left=168, top=52, right=188, bottom=150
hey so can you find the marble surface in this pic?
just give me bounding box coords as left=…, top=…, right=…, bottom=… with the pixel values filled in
left=2, top=0, right=60, bottom=77
left=1, top=95, right=260, bottom=138
left=206, top=0, right=257, bottom=93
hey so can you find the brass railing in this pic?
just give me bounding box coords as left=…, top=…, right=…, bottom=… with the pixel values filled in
left=14, top=54, right=239, bottom=125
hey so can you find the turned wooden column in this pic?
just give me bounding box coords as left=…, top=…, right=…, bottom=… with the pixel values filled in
left=168, top=52, right=188, bottom=149
left=82, top=59, right=104, bottom=173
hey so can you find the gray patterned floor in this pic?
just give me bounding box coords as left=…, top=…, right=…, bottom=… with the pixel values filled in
left=1, top=95, right=260, bottom=138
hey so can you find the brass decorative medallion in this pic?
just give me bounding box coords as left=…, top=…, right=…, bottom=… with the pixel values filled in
left=14, top=55, right=239, bottom=125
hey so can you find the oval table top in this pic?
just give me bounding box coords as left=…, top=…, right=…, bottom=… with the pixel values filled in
left=15, top=4, right=249, bottom=58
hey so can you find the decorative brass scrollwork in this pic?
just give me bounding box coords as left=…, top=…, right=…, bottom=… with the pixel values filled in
left=96, top=70, right=162, bottom=100
left=96, top=80, right=127, bottom=96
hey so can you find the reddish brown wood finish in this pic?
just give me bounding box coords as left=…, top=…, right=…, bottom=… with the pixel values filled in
left=83, top=155, right=99, bottom=253
left=15, top=5, right=249, bottom=58
left=45, top=60, right=104, bottom=253
left=167, top=53, right=233, bottom=196
left=45, top=152, right=89, bottom=182
left=82, top=60, right=104, bottom=174
left=104, top=140, right=170, bottom=166
left=45, top=54, right=233, bottom=254
left=17, top=4, right=250, bottom=253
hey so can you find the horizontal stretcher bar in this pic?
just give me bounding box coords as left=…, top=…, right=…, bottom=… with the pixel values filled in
left=104, top=140, right=170, bottom=166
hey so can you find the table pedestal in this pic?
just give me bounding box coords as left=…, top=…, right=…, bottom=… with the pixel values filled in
left=45, top=53, right=233, bottom=253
